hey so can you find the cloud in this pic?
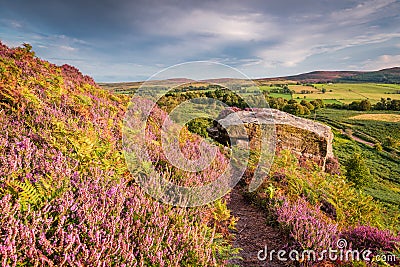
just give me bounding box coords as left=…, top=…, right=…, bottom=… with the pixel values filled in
left=254, top=0, right=400, bottom=69
left=1, top=0, right=399, bottom=81
left=146, top=9, right=273, bottom=42
left=362, top=54, right=400, bottom=70
left=330, top=0, right=396, bottom=25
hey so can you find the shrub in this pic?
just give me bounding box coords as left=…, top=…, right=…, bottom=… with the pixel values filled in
left=341, top=225, right=400, bottom=253
left=343, top=153, right=371, bottom=188
left=374, top=142, right=383, bottom=152
left=325, top=157, right=341, bottom=175
left=0, top=42, right=236, bottom=266
left=276, top=197, right=339, bottom=251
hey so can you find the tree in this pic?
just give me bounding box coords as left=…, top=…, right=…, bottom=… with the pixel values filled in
left=268, top=97, right=287, bottom=110
left=349, top=101, right=361, bottom=110
left=283, top=103, right=307, bottom=116
left=359, top=100, right=372, bottom=111
left=321, top=88, right=326, bottom=94
left=344, top=153, right=371, bottom=188
left=310, top=99, right=324, bottom=109
left=374, top=98, right=387, bottom=110
left=388, top=100, right=400, bottom=111
left=300, top=100, right=315, bottom=111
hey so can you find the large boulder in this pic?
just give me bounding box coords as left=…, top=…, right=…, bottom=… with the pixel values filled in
left=206, top=109, right=334, bottom=168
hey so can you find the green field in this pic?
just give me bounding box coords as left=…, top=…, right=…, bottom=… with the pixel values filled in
left=268, top=92, right=292, bottom=100
left=307, top=109, right=400, bottom=213
left=102, top=82, right=400, bottom=107
left=313, top=109, right=400, bottom=143
left=293, top=83, right=400, bottom=104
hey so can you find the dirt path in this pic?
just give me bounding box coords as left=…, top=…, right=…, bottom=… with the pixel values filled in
left=227, top=187, right=289, bottom=267
left=340, top=129, right=375, bottom=147
left=350, top=134, right=375, bottom=147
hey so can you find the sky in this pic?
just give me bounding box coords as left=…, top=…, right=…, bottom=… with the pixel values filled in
left=0, top=0, right=399, bottom=82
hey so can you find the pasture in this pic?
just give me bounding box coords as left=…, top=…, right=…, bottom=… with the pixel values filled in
left=349, top=113, right=400, bottom=122
left=296, top=83, right=400, bottom=104
left=310, top=109, right=400, bottom=213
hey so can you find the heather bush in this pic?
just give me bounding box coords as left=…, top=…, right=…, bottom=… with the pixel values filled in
left=0, top=42, right=236, bottom=266
left=341, top=225, right=400, bottom=253
left=260, top=151, right=390, bottom=229
left=247, top=150, right=398, bottom=266
left=276, top=197, right=339, bottom=252
left=0, top=177, right=234, bottom=266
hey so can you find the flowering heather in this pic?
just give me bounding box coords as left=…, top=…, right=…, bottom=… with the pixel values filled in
left=0, top=42, right=235, bottom=265
left=341, top=225, right=400, bottom=253
left=276, top=197, right=339, bottom=252
left=0, top=176, right=226, bottom=266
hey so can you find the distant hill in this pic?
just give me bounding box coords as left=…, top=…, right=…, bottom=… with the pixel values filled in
left=277, top=70, right=361, bottom=83
left=99, top=68, right=400, bottom=88
left=256, top=67, right=400, bottom=83
left=335, top=67, right=400, bottom=83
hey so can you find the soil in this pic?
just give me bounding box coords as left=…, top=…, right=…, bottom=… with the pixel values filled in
left=340, top=129, right=375, bottom=147
left=227, top=187, right=289, bottom=267
left=350, top=134, right=375, bottom=147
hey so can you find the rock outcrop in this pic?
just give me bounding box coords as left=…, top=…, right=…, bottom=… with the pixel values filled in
left=207, top=109, right=334, bottom=168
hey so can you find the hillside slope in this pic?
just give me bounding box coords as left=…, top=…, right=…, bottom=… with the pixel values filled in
left=0, top=42, right=234, bottom=266
left=279, top=70, right=361, bottom=83
left=336, top=67, right=400, bottom=83
left=257, top=67, right=400, bottom=83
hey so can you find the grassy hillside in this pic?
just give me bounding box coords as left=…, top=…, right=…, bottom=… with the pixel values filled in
left=1, top=42, right=399, bottom=266
left=294, top=83, right=400, bottom=104
left=309, top=109, right=400, bottom=211
left=337, top=67, right=400, bottom=83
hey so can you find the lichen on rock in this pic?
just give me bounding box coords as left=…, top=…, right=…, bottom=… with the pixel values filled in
left=207, top=108, right=334, bottom=169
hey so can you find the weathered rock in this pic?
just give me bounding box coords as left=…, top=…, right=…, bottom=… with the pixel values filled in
left=206, top=109, right=334, bottom=168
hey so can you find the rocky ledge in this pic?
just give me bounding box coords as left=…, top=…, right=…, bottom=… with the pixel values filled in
left=207, top=109, right=334, bottom=168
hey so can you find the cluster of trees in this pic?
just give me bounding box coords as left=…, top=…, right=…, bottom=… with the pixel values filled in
left=386, top=90, right=400, bottom=94
left=269, top=85, right=292, bottom=94
left=158, top=89, right=249, bottom=112
left=171, top=84, right=221, bottom=93
left=268, top=97, right=325, bottom=116
left=158, top=88, right=327, bottom=117
left=326, top=98, right=400, bottom=111
left=374, top=98, right=400, bottom=110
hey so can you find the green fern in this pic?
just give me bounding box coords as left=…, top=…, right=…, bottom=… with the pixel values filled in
left=8, top=179, right=42, bottom=210
left=7, top=176, right=63, bottom=210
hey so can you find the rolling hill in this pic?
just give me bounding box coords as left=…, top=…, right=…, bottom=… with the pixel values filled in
left=256, top=67, right=400, bottom=83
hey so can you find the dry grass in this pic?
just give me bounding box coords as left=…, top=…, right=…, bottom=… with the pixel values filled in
left=289, top=84, right=319, bottom=93
left=349, top=113, right=400, bottom=122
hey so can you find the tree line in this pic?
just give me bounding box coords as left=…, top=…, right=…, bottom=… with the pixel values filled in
left=157, top=89, right=325, bottom=116
left=326, top=98, right=400, bottom=111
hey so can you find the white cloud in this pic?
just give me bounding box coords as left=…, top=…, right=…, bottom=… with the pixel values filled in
left=330, top=0, right=396, bottom=24
left=254, top=0, right=400, bottom=69
left=146, top=9, right=277, bottom=42
left=2, top=0, right=399, bottom=81
left=362, top=54, right=400, bottom=70
left=59, top=45, right=76, bottom=51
